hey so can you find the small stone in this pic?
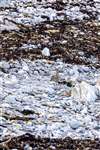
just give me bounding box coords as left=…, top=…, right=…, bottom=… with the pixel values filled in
left=98, top=32, right=100, bottom=36
left=34, top=70, right=39, bottom=75
left=47, top=87, right=55, bottom=95
left=4, top=75, right=18, bottom=85
left=1, top=103, right=10, bottom=108
left=0, top=0, right=11, bottom=7
left=0, top=117, right=7, bottom=125
left=94, top=125, right=100, bottom=130
left=22, top=64, right=29, bottom=71
left=42, top=47, right=50, bottom=57
left=70, top=119, right=81, bottom=130
left=24, top=144, right=32, bottom=150
left=49, top=145, right=56, bottom=150
left=0, top=61, right=10, bottom=73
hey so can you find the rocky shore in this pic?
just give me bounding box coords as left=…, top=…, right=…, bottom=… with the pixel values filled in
left=0, top=0, right=100, bottom=149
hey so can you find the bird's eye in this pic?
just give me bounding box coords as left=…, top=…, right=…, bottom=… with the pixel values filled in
left=66, top=81, right=73, bottom=87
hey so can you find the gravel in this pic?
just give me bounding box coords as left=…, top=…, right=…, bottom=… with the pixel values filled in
left=0, top=0, right=100, bottom=149
left=0, top=59, right=99, bottom=141
left=0, top=0, right=100, bottom=27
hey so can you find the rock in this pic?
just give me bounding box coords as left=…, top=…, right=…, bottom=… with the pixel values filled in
left=0, top=117, right=7, bottom=125
left=1, top=103, right=10, bottom=108
left=4, top=75, right=18, bottom=85
left=42, top=47, right=50, bottom=57
left=0, top=61, right=10, bottom=73
left=71, top=81, right=97, bottom=102
left=34, top=70, right=39, bottom=75
left=24, top=144, right=32, bottom=150
left=47, top=87, right=55, bottom=95
left=49, top=145, right=56, bottom=150
left=94, top=125, right=100, bottom=130
left=70, top=119, right=81, bottom=130
left=0, top=0, right=11, bottom=7
left=22, top=63, right=29, bottom=72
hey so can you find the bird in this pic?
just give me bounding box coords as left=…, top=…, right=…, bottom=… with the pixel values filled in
left=71, top=81, right=98, bottom=102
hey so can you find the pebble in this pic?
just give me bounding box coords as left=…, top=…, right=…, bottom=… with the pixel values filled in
left=24, top=144, right=32, bottom=150
left=49, top=145, right=56, bottom=150
left=70, top=119, right=81, bottom=130
left=42, top=47, right=50, bottom=57
left=0, top=61, right=10, bottom=73
left=0, top=0, right=11, bottom=7
left=22, top=63, right=29, bottom=72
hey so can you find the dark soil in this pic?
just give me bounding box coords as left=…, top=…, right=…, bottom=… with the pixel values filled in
left=0, top=133, right=100, bottom=150
left=0, top=18, right=100, bottom=68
